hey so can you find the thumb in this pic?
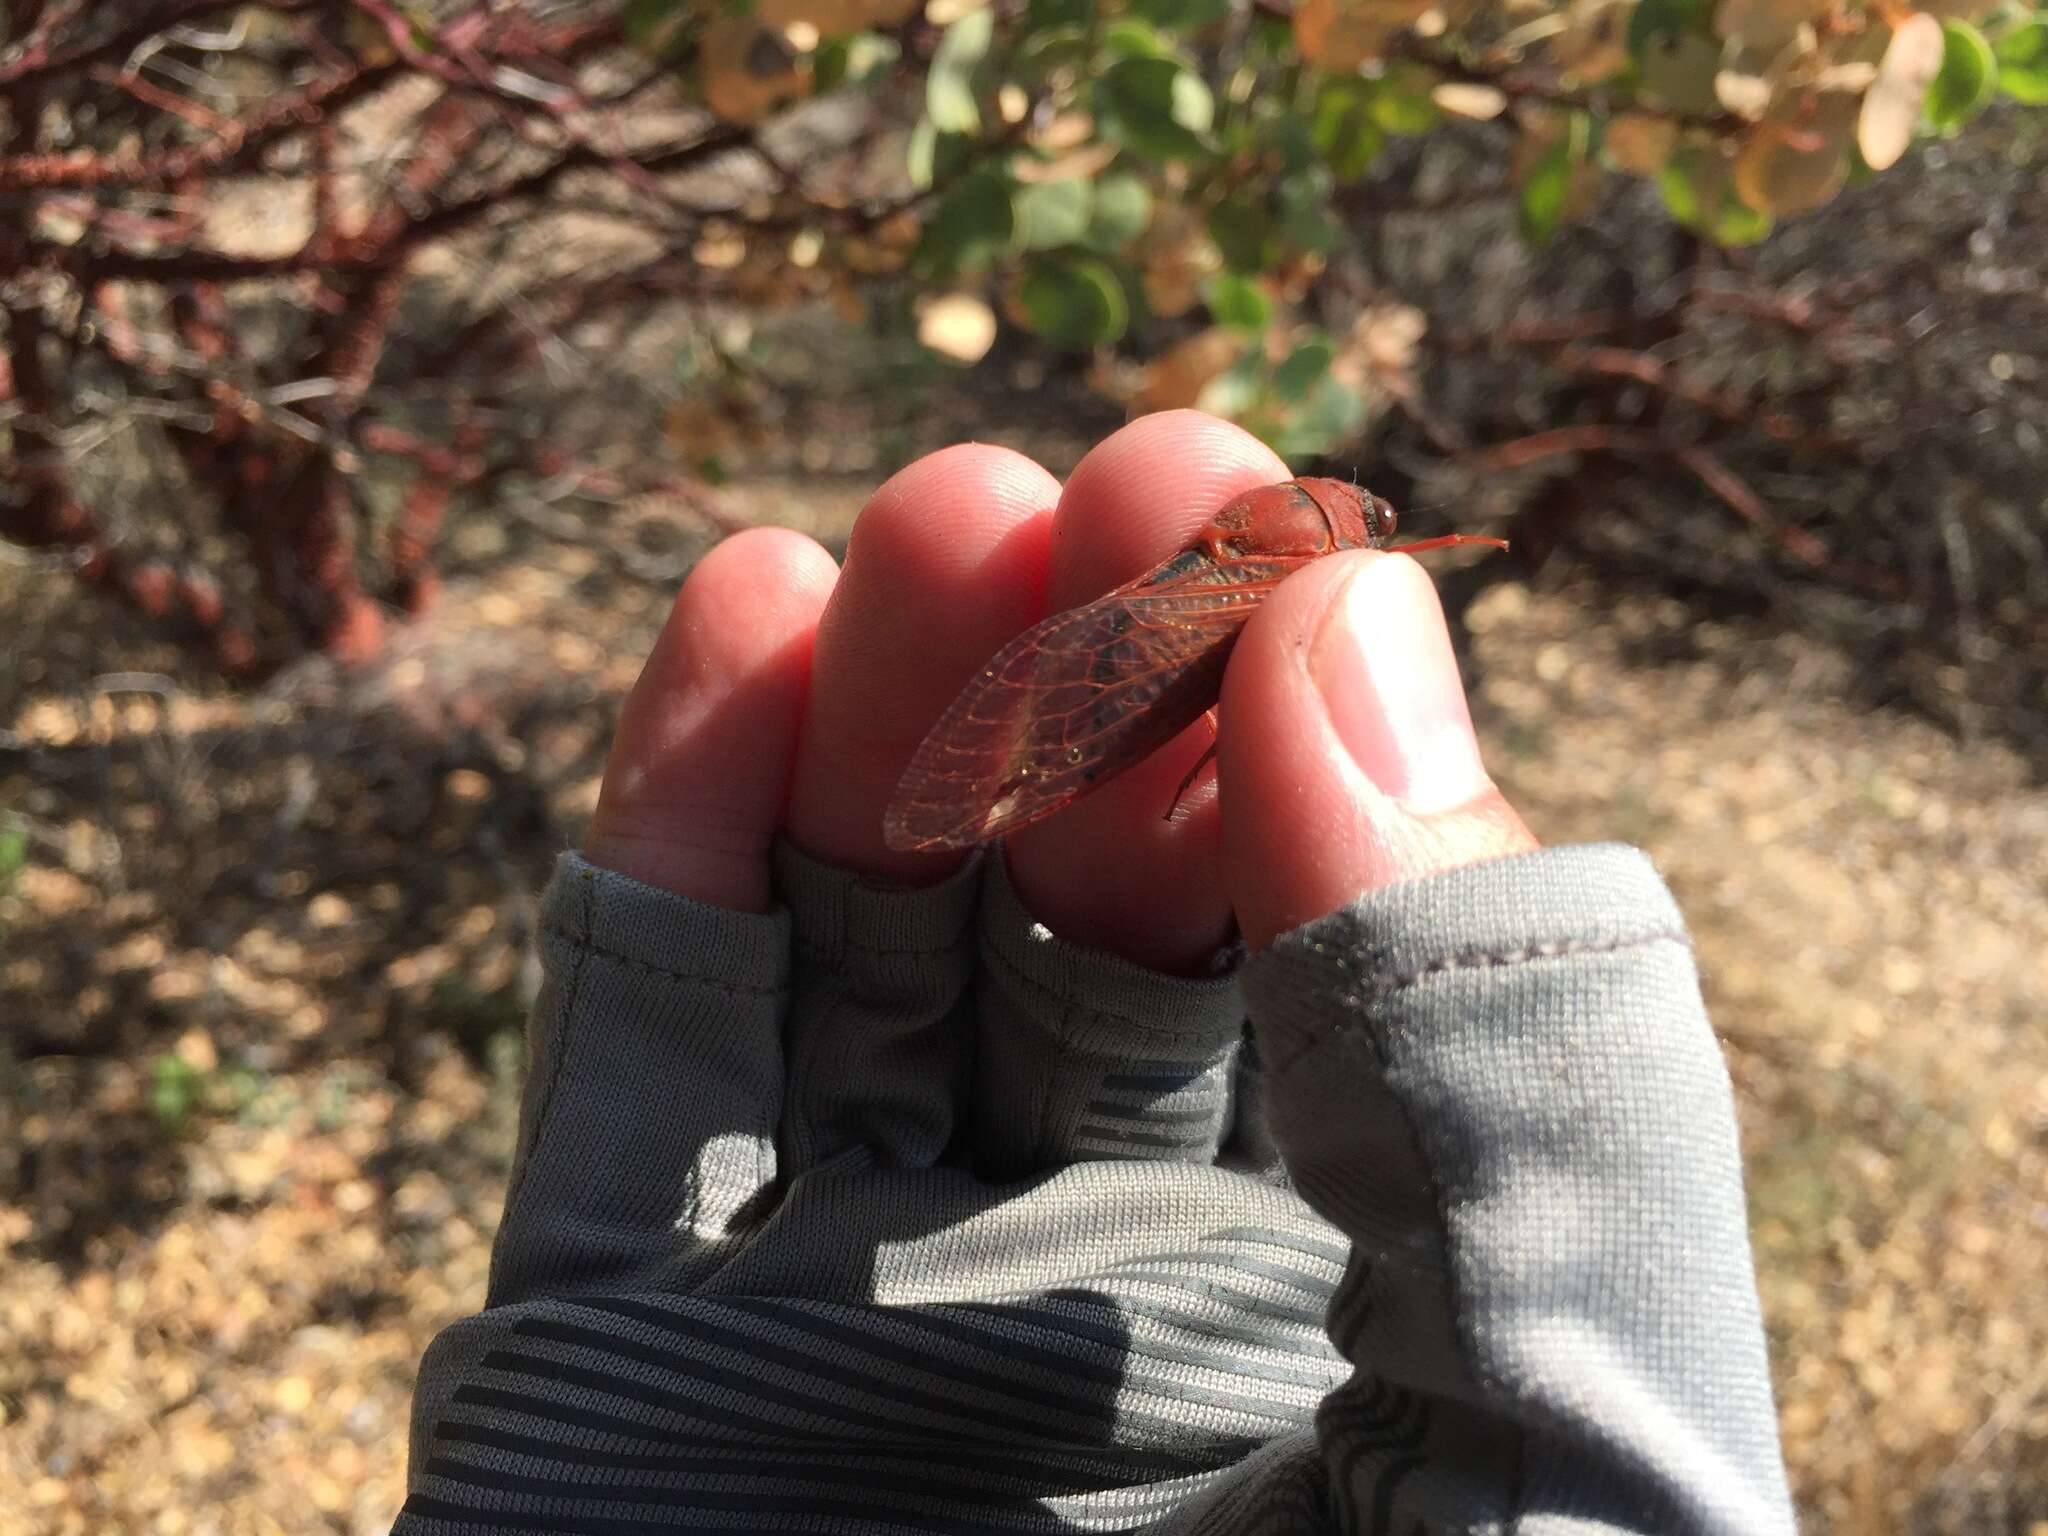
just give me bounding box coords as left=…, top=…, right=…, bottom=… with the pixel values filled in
left=1219, top=549, right=1537, bottom=950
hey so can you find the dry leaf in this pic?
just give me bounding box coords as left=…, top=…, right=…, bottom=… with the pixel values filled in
left=917, top=294, right=999, bottom=364
left=1605, top=111, right=1679, bottom=174
left=1137, top=206, right=1222, bottom=319
left=1814, top=61, right=1880, bottom=91
left=1553, top=0, right=1633, bottom=83
left=1715, top=70, right=1775, bottom=120
left=1134, top=328, right=1247, bottom=412
left=1356, top=303, right=1428, bottom=373
left=692, top=225, right=747, bottom=270
left=1294, top=0, right=1435, bottom=71
left=1857, top=13, right=1944, bottom=170
left=1714, top=0, right=1832, bottom=53
left=1734, top=115, right=1849, bottom=214
left=1013, top=141, right=1119, bottom=184
left=1432, top=82, right=1509, bottom=118
left=700, top=18, right=809, bottom=126
left=665, top=399, right=735, bottom=459
left=1032, top=112, right=1096, bottom=152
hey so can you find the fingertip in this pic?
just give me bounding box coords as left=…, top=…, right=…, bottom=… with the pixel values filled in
left=585, top=526, right=838, bottom=911
left=1220, top=551, right=1536, bottom=950
left=787, top=443, right=1063, bottom=880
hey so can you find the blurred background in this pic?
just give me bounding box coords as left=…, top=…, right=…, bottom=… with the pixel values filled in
left=2, top=2, right=2044, bottom=1531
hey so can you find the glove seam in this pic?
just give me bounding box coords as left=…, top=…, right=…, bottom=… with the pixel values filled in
left=792, top=925, right=975, bottom=963
left=1263, top=931, right=1688, bottom=1079
left=537, top=921, right=787, bottom=997
left=499, top=871, right=593, bottom=1266
left=981, top=936, right=1244, bottom=1054
left=1301, top=1000, right=1522, bottom=1531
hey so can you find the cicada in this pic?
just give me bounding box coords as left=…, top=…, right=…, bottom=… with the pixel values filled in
left=883, top=478, right=1505, bottom=852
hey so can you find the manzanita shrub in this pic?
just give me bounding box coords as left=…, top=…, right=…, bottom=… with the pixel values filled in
left=638, top=0, right=2048, bottom=456
left=2, top=1, right=2039, bottom=677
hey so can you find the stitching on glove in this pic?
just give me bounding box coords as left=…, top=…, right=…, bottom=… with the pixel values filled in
left=540, top=923, right=786, bottom=997
left=982, top=937, right=1241, bottom=1051
left=1390, top=930, right=1690, bottom=982
left=1269, top=927, right=1682, bottom=1529
left=1262, top=931, right=1689, bottom=1080
left=790, top=905, right=978, bottom=962
left=1306, top=981, right=1497, bottom=1522
left=504, top=876, right=593, bottom=1224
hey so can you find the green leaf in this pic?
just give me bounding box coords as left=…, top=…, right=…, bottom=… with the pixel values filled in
left=150, top=1054, right=206, bottom=1131
left=1844, top=139, right=1877, bottom=188
left=816, top=32, right=900, bottom=93
left=1369, top=69, right=1443, bottom=135
left=1084, top=174, right=1153, bottom=250
left=624, top=0, right=689, bottom=57
left=1276, top=166, right=1340, bottom=253
left=1097, top=56, right=1215, bottom=160
left=1018, top=256, right=1130, bottom=348
left=1270, top=375, right=1367, bottom=458
left=1103, top=18, right=1176, bottom=58
left=1206, top=195, right=1271, bottom=271
left=1657, top=150, right=1771, bottom=246
left=1272, top=334, right=1335, bottom=400
left=1637, top=28, right=1721, bottom=115
left=1127, top=0, right=1232, bottom=27
left=1996, top=20, right=2048, bottom=105
left=907, top=120, right=973, bottom=189
left=815, top=36, right=850, bottom=93
left=1205, top=271, right=1271, bottom=331
left=1015, top=22, right=1090, bottom=83
left=1310, top=77, right=1384, bottom=182
left=1270, top=111, right=1320, bottom=175
left=1927, top=19, right=1997, bottom=128
left=1028, top=0, right=1093, bottom=26
left=928, top=8, right=994, bottom=134
left=915, top=170, right=1015, bottom=276
left=1013, top=178, right=1093, bottom=249
left=1196, top=350, right=1265, bottom=419
left=1519, top=140, right=1574, bottom=244
left=1518, top=114, right=1589, bottom=245
left=0, top=821, right=24, bottom=885
left=1627, top=0, right=1710, bottom=58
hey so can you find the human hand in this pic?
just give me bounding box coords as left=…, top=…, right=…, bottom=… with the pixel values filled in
left=582, top=409, right=1535, bottom=957
left=401, top=414, right=1792, bottom=1536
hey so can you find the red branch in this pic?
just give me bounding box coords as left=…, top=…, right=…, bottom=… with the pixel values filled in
left=2, top=306, right=261, bottom=674
left=0, top=0, right=315, bottom=86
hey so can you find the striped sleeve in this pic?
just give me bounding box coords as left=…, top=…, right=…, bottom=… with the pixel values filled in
left=398, top=843, right=1792, bottom=1535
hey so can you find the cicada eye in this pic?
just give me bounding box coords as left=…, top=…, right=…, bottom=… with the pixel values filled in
left=1368, top=495, right=1398, bottom=545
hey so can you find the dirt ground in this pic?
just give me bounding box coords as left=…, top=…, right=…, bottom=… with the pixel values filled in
left=3, top=459, right=2046, bottom=1535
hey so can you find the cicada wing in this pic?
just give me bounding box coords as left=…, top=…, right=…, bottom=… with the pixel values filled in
left=883, top=566, right=1292, bottom=852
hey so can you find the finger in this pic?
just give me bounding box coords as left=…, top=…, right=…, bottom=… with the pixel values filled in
left=1219, top=550, right=1539, bottom=951
left=1004, top=409, right=1290, bottom=974
left=584, top=526, right=838, bottom=912
left=775, top=446, right=1062, bottom=1175
left=785, top=445, right=1062, bottom=882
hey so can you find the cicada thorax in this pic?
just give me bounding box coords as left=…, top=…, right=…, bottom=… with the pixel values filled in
left=1191, top=477, right=1392, bottom=567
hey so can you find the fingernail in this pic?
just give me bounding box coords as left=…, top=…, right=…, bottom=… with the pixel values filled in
left=1310, top=555, right=1491, bottom=815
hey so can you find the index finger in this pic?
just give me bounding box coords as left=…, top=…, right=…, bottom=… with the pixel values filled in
left=1004, top=410, right=1289, bottom=973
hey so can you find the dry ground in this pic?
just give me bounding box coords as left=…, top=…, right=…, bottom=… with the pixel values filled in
left=3, top=463, right=2046, bottom=1535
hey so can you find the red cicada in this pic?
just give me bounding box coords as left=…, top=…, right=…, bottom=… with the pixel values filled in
left=882, top=478, right=1506, bottom=852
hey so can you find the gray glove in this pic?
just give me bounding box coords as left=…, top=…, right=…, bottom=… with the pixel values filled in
left=395, top=837, right=1793, bottom=1535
